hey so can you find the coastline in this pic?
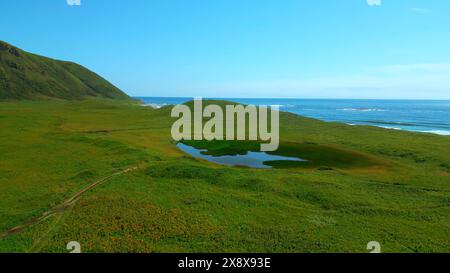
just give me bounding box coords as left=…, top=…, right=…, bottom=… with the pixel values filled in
left=137, top=97, right=450, bottom=136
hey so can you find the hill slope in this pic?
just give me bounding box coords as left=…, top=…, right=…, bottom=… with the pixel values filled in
left=0, top=41, right=129, bottom=100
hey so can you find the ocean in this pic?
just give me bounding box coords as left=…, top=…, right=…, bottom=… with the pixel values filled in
left=136, top=97, right=450, bottom=136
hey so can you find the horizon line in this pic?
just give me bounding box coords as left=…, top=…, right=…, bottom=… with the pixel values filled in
left=131, top=96, right=450, bottom=101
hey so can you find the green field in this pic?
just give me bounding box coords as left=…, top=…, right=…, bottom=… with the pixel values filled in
left=0, top=99, right=449, bottom=253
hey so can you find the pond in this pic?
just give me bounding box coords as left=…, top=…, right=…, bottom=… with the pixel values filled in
left=177, top=143, right=306, bottom=169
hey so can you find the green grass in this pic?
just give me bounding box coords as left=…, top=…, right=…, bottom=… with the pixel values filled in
left=0, top=99, right=449, bottom=253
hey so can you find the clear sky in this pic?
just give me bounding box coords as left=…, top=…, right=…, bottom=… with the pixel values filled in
left=1, top=0, right=450, bottom=99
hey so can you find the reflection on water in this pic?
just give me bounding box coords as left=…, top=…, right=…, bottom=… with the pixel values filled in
left=177, top=143, right=305, bottom=169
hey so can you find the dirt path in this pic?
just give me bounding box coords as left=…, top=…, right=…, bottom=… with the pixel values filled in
left=0, top=166, right=138, bottom=239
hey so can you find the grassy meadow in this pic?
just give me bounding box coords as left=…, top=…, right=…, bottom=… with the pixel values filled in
left=0, top=99, right=449, bottom=252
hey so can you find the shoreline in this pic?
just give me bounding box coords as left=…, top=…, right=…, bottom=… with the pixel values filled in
left=139, top=100, right=450, bottom=137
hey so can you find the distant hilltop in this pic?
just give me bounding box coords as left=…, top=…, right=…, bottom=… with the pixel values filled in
left=0, top=40, right=129, bottom=100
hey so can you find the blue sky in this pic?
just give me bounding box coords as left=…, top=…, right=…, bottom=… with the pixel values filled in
left=1, top=0, right=450, bottom=99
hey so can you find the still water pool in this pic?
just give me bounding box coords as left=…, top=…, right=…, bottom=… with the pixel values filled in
left=177, top=143, right=305, bottom=169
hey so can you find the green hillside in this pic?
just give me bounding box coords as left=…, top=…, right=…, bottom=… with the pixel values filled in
left=0, top=41, right=129, bottom=100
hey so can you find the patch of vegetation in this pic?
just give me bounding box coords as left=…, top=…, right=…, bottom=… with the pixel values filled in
left=182, top=140, right=384, bottom=170
left=440, top=163, right=450, bottom=173
left=145, top=162, right=225, bottom=181
left=0, top=99, right=449, bottom=253
left=182, top=139, right=261, bottom=156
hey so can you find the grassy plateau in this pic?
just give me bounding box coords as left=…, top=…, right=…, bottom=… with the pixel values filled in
left=0, top=99, right=449, bottom=253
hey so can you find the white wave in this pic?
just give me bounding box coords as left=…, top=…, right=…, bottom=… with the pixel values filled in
left=267, top=104, right=293, bottom=108
left=422, top=130, right=450, bottom=136
left=348, top=124, right=450, bottom=135
left=380, top=126, right=402, bottom=130
left=142, top=103, right=169, bottom=109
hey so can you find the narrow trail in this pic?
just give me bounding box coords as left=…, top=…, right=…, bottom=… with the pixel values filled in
left=0, top=166, right=138, bottom=240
